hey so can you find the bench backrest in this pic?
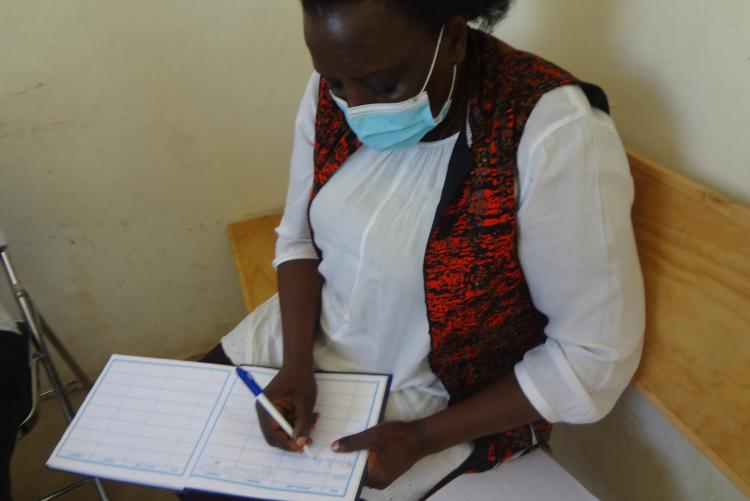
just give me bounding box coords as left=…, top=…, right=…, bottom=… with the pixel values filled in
left=227, top=213, right=281, bottom=312
left=628, top=153, right=750, bottom=496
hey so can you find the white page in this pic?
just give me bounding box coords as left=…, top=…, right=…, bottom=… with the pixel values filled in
left=429, top=448, right=598, bottom=501
left=186, top=367, right=390, bottom=501
left=47, top=356, right=390, bottom=500
left=46, top=355, right=234, bottom=490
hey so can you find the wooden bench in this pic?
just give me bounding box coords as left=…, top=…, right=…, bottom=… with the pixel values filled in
left=227, top=153, right=750, bottom=498
left=628, top=152, right=750, bottom=497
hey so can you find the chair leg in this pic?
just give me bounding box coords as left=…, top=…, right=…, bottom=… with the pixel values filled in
left=92, top=478, right=109, bottom=501
left=39, top=315, right=93, bottom=390
left=35, top=334, right=75, bottom=423
left=38, top=478, right=89, bottom=501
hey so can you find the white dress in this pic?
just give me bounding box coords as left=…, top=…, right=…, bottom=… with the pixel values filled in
left=221, top=72, right=645, bottom=500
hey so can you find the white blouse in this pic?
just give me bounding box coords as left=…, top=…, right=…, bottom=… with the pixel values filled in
left=222, top=72, right=644, bottom=428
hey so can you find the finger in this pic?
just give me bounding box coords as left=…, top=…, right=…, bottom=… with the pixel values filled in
left=263, top=416, right=300, bottom=451
left=308, top=412, right=319, bottom=435
left=257, top=408, right=283, bottom=447
left=256, top=401, right=297, bottom=451
left=268, top=414, right=303, bottom=451
left=331, top=427, right=379, bottom=453
left=292, top=396, right=314, bottom=448
left=274, top=425, right=300, bottom=451
left=270, top=397, right=295, bottom=417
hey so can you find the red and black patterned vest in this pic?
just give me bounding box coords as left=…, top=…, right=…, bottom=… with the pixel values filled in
left=309, top=29, right=609, bottom=473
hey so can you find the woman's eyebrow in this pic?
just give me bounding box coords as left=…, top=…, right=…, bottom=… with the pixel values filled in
left=314, top=65, right=394, bottom=82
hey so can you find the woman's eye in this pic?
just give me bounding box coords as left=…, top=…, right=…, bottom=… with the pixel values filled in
left=367, top=81, right=400, bottom=101
left=380, top=83, right=399, bottom=97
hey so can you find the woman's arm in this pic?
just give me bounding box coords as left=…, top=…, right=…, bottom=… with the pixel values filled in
left=256, top=73, right=325, bottom=451
left=256, top=259, right=323, bottom=451
left=333, top=372, right=538, bottom=489
left=415, top=371, right=538, bottom=454
left=277, top=259, right=323, bottom=370
left=270, top=70, right=323, bottom=372
left=512, top=86, right=645, bottom=424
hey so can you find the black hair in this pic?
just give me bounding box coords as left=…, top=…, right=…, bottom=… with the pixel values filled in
left=300, top=0, right=513, bottom=32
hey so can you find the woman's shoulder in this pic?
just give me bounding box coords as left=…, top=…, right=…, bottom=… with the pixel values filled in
left=526, top=85, right=615, bottom=138
left=516, top=84, right=625, bottom=204
left=520, top=84, right=617, bottom=161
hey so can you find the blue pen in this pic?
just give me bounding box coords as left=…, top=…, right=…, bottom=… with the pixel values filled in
left=235, top=367, right=313, bottom=458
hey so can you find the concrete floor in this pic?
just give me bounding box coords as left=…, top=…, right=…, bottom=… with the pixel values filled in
left=10, top=388, right=176, bottom=501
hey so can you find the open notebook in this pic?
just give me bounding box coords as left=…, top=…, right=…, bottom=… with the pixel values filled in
left=47, top=355, right=390, bottom=501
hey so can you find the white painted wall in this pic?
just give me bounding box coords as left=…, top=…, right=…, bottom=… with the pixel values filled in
left=0, top=0, right=312, bottom=370
left=1, top=0, right=748, bottom=499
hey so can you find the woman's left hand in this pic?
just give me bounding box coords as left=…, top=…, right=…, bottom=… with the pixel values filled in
left=332, top=421, right=427, bottom=490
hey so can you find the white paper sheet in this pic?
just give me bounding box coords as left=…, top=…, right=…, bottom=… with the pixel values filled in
left=187, top=367, right=389, bottom=501
left=47, top=355, right=389, bottom=501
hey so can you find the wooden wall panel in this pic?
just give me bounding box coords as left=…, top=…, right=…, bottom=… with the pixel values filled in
left=629, top=152, right=750, bottom=497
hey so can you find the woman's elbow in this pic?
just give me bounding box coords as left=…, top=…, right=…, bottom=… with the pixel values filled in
left=571, top=346, right=643, bottom=424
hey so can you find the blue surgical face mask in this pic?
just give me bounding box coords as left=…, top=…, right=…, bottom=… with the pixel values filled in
left=331, top=25, right=457, bottom=151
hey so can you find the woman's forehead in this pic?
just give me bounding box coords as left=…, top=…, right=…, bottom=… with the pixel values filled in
left=303, top=2, right=434, bottom=79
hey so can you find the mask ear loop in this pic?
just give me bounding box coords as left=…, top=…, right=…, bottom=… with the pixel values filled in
left=433, top=64, right=458, bottom=123
left=420, top=25, right=446, bottom=94
left=446, top=64, right=457, bottom=102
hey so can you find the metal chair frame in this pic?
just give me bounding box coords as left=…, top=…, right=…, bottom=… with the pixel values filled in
left=0, top=230, right=109, bottom=501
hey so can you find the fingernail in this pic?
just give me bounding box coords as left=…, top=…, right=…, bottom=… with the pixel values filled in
left=331, top=440, right=340, bottom=451
left=296, top=437, right=308, bottom=447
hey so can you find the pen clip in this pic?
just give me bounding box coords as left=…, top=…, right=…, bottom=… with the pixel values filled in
left=236, top=367, right=263, bottom=396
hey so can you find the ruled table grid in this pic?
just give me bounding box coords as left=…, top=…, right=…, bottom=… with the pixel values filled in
left=55, top=359, right=230, bottom=477
left=190, top=370, right=380, bottom=498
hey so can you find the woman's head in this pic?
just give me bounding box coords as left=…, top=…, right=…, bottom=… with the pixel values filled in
left=302, top=0, right=513, bottom=111
left=301, top=0, right=513, bottom=33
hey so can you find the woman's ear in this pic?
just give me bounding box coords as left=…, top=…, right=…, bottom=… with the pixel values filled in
left=444, top=17, right=469, bottom=65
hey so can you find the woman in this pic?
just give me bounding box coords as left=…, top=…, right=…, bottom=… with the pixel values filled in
left=205, top=1, right=644, bottom=499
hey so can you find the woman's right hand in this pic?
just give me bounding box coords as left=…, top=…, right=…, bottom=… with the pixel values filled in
left=256, top=363, right=318, bottom=453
